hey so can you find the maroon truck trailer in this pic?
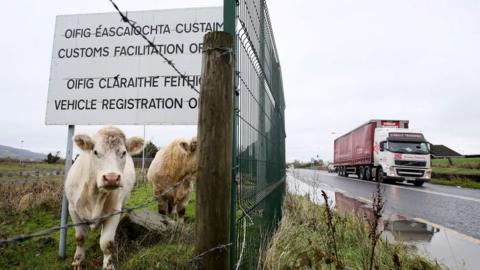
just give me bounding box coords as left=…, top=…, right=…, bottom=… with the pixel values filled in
left=333, top=120, right=431, bottom=186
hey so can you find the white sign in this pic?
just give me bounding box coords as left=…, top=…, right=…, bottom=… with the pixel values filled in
left=46, top=7, right=223, bottom=125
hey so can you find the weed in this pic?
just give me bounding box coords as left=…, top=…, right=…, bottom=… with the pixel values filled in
left=321, top=190, right=342, bottom=268
left=367, top=179, right=385, bottom=270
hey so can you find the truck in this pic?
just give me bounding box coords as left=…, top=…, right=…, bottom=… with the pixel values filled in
left=333, top=119, right=431, bottom=186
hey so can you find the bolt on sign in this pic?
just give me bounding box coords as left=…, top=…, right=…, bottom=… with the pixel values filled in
left=46, top=7, right=222, bottom=125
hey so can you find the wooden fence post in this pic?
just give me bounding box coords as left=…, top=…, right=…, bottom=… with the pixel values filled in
left=195, top=31, right=234, bottom=269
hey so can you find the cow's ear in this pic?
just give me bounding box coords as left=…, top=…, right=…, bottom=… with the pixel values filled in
left=126, top=137, right=144, bottom=155
left=190, top=137, right=197, bottom=153
left=179, top=141, right=189, bottom=153
left=74, top=135, right=94, bottom=151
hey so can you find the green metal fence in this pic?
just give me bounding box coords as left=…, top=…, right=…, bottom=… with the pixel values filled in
left=225, top=0, right=286, bottom=268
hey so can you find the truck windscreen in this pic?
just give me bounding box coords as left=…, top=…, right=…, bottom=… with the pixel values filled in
left=387, top=141, right=429, bottom=154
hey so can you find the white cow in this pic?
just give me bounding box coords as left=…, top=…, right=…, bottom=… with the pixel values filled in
left=65, top=126, right=144, bottom=270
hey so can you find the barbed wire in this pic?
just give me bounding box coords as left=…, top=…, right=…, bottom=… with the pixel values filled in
left=0, top=176, right=192, bottom=247
left=107, top=0, right=200, bottom=94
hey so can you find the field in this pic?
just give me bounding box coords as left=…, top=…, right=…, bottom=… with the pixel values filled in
left=0, top=174, right=196, bottom=269
left=0, top=160, right=64, bottom=174
left=431, top=157, right=480, bottom=168
left=431, top=157, right=480, bottom=189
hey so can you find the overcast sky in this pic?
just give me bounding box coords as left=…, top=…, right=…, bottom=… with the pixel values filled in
left=1, top=0, right=479, bottom=162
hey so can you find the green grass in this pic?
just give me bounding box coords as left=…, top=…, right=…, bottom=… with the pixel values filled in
left=430, top=178, right=480, bottom=189
left=430, top=157, right=480, bottom=189
left=431, top=157, right=480, bottom=176
left=127, top=184, right=158, bottom=212
left=122, top=243, right=194, bottom=270
left=0, top=181, right=197, bottom=269
left=431, top=157, right=480, bottom=168
left=262, top=194, right=444, bottom=270
left=0, top=204, right=100, bottom=270
left=0, top=161, right=64, bottom=174
left=432, top=166, right=480, bottom=176
left=127, top=183, right=196, bottom=222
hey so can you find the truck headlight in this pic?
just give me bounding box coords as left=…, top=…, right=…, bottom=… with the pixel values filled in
left=389, top=167, right=396, bottom=176
left=425, top=169, right=431, bottom=179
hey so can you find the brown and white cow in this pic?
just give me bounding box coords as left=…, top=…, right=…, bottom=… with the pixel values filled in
left=147, top=136, right=197, bottom=223
left=65, top=126, right=144, bottom=270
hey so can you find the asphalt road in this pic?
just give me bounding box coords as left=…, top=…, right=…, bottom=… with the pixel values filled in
left=292, top=169, right=480, bottom=240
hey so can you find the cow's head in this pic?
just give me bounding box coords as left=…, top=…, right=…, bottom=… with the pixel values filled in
left=180, top=136, right=197, bottom=156
left=74, top=126, right=144, bottom=191
left=179, top=136, right=198, bottom=176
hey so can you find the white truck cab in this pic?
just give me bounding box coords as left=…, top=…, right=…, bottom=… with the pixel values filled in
left=373, top=128, right=431, bottom=186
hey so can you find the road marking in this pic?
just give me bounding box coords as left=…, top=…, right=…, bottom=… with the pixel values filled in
left=413, top=217, right=480, bottom=245
left=316, top=171, right=480, bottom=203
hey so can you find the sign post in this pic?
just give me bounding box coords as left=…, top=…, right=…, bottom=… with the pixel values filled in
left=59, top=125, right=74, bottom=258
left=142, top=125, right=146, bottom=183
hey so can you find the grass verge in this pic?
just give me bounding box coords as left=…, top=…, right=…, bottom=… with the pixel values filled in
left=261, top=194, right=444, bottom=270
left=432, top=167, right=480, bottom=177
left=430, top=178, right=480, bottom=189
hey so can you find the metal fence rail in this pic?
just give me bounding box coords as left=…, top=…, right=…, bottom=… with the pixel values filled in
left=226, top=0, right=286, bottom=268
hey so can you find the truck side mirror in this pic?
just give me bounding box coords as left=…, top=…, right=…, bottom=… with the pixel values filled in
left=380, top=142, right=385, bottom=152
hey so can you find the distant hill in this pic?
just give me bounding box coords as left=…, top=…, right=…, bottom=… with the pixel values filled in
left=0, top=144, right=47, bottom=161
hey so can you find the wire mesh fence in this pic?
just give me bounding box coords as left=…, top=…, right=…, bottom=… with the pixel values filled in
left=227, top=0, right=286, bottom=268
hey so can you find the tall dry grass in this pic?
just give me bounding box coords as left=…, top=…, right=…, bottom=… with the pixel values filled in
left=0, top=180, right=63, bottom=215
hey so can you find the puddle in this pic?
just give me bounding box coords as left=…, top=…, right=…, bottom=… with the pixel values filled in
left=287, top=174, right=336, bottom=206
left=382, top=217, right=480, bottom=270
left=383, top=220, right=438, bottom=242
left=287, top=173, right=480, bottom=270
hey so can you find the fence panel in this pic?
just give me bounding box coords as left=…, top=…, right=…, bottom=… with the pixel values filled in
left=226, top=0, right=286, bottom=268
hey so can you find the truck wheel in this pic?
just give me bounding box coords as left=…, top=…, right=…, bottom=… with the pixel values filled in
left=414, top=181, right=424, bottom=187
left=365, top=167, right=372, bottom=181
left=358, top=166, right=365, bottom=180
left=376, top=167, right=384, bottom=183
left=344, top=167, right=349, bottom=177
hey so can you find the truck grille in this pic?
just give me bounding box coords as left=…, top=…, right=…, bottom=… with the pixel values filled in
left=394, top=160, right=427, bottom=167
left=396, top=168, right=424, bottom=177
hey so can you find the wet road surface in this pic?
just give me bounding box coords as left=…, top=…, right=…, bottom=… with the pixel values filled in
left=292, top=169, right=480, bottom=240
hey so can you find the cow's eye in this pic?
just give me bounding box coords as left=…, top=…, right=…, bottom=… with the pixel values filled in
left=93, top=150, right=99, bottom=156
left=121, top=151, right=126, bottom=157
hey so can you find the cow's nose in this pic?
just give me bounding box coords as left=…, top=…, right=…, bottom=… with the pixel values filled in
left=102, top=173, right=121, bottom=188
